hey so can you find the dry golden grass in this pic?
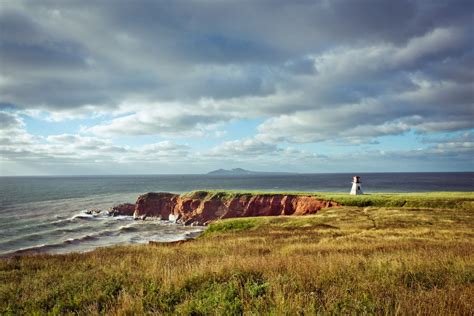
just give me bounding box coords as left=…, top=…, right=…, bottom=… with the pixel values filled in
left=1, top=205, right=473, bottom=315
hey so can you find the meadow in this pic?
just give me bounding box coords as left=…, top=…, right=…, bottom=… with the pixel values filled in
left=1, top=192, right=473, bottom=315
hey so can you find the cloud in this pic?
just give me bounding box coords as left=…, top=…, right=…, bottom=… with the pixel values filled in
left=0, top=111, right=36, bottom=147
left=0, top=111, right=192, bottom=167
left=0, top=0, right=473, bottom=173
left=208, top=138, right=279, bottom=157
left=254, top=27, right=474, bottom=143
left=138, top=141, right=190, bottom=160
left=421, top=132, right=474, bottom=155
left=84, top=100, right=235, bottom=137
left=0, top=121, right=191, bottom=165
left=204, top=138, right=329, bottom=169
left=1, top=1, right=472, bottom=111
left=0, top=111, right=23, bottom=130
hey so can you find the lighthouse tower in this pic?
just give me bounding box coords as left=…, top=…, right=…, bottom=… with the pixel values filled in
left=350, top=176, right=363, bottom=195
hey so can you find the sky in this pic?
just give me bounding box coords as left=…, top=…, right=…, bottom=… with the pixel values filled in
left=0, top=0, right=473, bottom=175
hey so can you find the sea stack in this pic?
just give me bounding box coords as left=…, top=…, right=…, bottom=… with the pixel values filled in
left=350, top=176, right=363, bottom=195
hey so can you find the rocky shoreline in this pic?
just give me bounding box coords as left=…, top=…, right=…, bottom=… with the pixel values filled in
left=110, top=191, right=339, bottom=225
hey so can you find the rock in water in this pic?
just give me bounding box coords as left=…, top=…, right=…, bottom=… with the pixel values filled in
left=109, top=203, right=136, bottom=216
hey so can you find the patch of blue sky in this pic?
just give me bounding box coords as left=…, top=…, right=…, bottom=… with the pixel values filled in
left=22, top=115, right=83, bottom=137
left=219, top=118, right=264, bottom=140
left=22, top=114, right=120, bottom=138
left=419, top=129, right=473, bottom=143
left=284, top=131, right=425, bottom=156
left=371, top=131, right=423, bottom=151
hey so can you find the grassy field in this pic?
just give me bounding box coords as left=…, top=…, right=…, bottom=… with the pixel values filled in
left=1, top=192, right=473, bottom=315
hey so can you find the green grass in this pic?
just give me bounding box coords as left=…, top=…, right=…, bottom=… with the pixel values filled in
left=182, top=190, right=474, bottom=210
left=314, top=191, right=474, bottom=209
left=1, top=192, right=473, bottom=315
left=202, top=218, right=261, bottom=235
left=181, top=190, right=314, bottom=200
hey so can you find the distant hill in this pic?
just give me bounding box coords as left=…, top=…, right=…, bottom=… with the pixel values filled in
left=207, top=168, right=256, bottom=175
left=206, top=168, right=297, bottom=176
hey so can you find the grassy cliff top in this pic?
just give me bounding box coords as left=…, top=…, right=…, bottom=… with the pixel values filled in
left=181, top=190, right=474, bottom=210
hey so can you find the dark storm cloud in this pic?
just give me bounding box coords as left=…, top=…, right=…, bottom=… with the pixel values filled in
left=0, top=10, right=88, bottom=70
left=39, top=0, right=469, bottom=61
left=0, top=0, right=472, bottom=142
left=423, top=50, right=474, bottom=84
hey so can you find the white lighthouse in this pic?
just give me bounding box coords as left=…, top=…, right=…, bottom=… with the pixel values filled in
left=350, top=176, right=363, bottom=195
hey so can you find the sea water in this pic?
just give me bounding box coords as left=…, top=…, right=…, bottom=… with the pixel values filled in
left=0, top=172, right=472, bottom=256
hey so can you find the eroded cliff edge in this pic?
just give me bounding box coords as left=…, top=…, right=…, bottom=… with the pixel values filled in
left=111, top=191, right=339, bottom=225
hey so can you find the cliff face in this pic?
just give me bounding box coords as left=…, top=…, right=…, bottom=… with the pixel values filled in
left=119, top=191, right=338, bottom=225
left=134, top=192, right=178, bottom=219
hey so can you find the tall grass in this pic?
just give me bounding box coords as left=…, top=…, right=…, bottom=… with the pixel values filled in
left=1, top=204, right=473, bottom=314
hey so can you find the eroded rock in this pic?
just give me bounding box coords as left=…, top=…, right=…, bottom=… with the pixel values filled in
left=124, top=192, right=339, bottom=225
left=109, top=203, right=136, bottom=216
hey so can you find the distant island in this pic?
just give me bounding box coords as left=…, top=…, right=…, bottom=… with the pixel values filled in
left=206, top=168, right=297, bottom=176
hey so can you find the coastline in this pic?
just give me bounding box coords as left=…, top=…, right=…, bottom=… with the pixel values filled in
left=111, top=190, right=474, bottom=223
left=2, top=191, right=473, bottom=258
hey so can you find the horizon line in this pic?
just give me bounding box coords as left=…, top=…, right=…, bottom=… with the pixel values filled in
left=1, top=171, right=473, bottom=177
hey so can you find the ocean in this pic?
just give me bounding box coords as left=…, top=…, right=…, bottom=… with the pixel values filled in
left=1, top=172, right=473, bottom=256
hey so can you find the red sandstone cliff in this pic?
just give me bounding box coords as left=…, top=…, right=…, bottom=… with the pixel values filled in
left=134, top=192, right=178, bottom=219
left=121, top=191, right=338, bottom=225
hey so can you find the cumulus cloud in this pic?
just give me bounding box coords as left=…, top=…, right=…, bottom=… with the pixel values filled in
left=83, top=23, right=472, bottom=142
left=208, top=139, right=279, bottom=157
left=0, top=111, right=36, bottom=147
left=421, top=132, right=474, bottom=155
left=85, top=101, right=234, bottom=137
left=254, top=26, right=474, bottom=143
left=0, top=120, right=191, bottom=166
left=205, top=138, right=328, bottom=169
left=0, top=0, right=473, bottom=173
left=0, top=111, right=23, bottom=130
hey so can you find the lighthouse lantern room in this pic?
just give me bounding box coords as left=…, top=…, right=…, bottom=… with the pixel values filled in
left=350, top=176, right=363, bottom=195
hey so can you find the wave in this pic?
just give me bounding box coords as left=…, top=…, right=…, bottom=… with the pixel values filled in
left=68, top=210, right=137, bottom=221
left=3, top=212, right=167, bottom=248
left=119, top=225, right=139, bottom=233
left=0, top=223, right=98, bottom=248
left=62, top=224, right=139, bottom=246
left=0, top=213, right=203, bottom=257
left=69, top=210, right=108, bottom=220
left=111, top=215, right=135, bottom=221
left=3, top=209, right=165, bottom=238
left=3, top=243, right=55, bottom=256
left=1, top=223, right=141, bottom=257
left=4, top=210, right=135, bottom=237
left=69, top=224, right=138, bottom=242
left=64, top=234, right=99, bottom=244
